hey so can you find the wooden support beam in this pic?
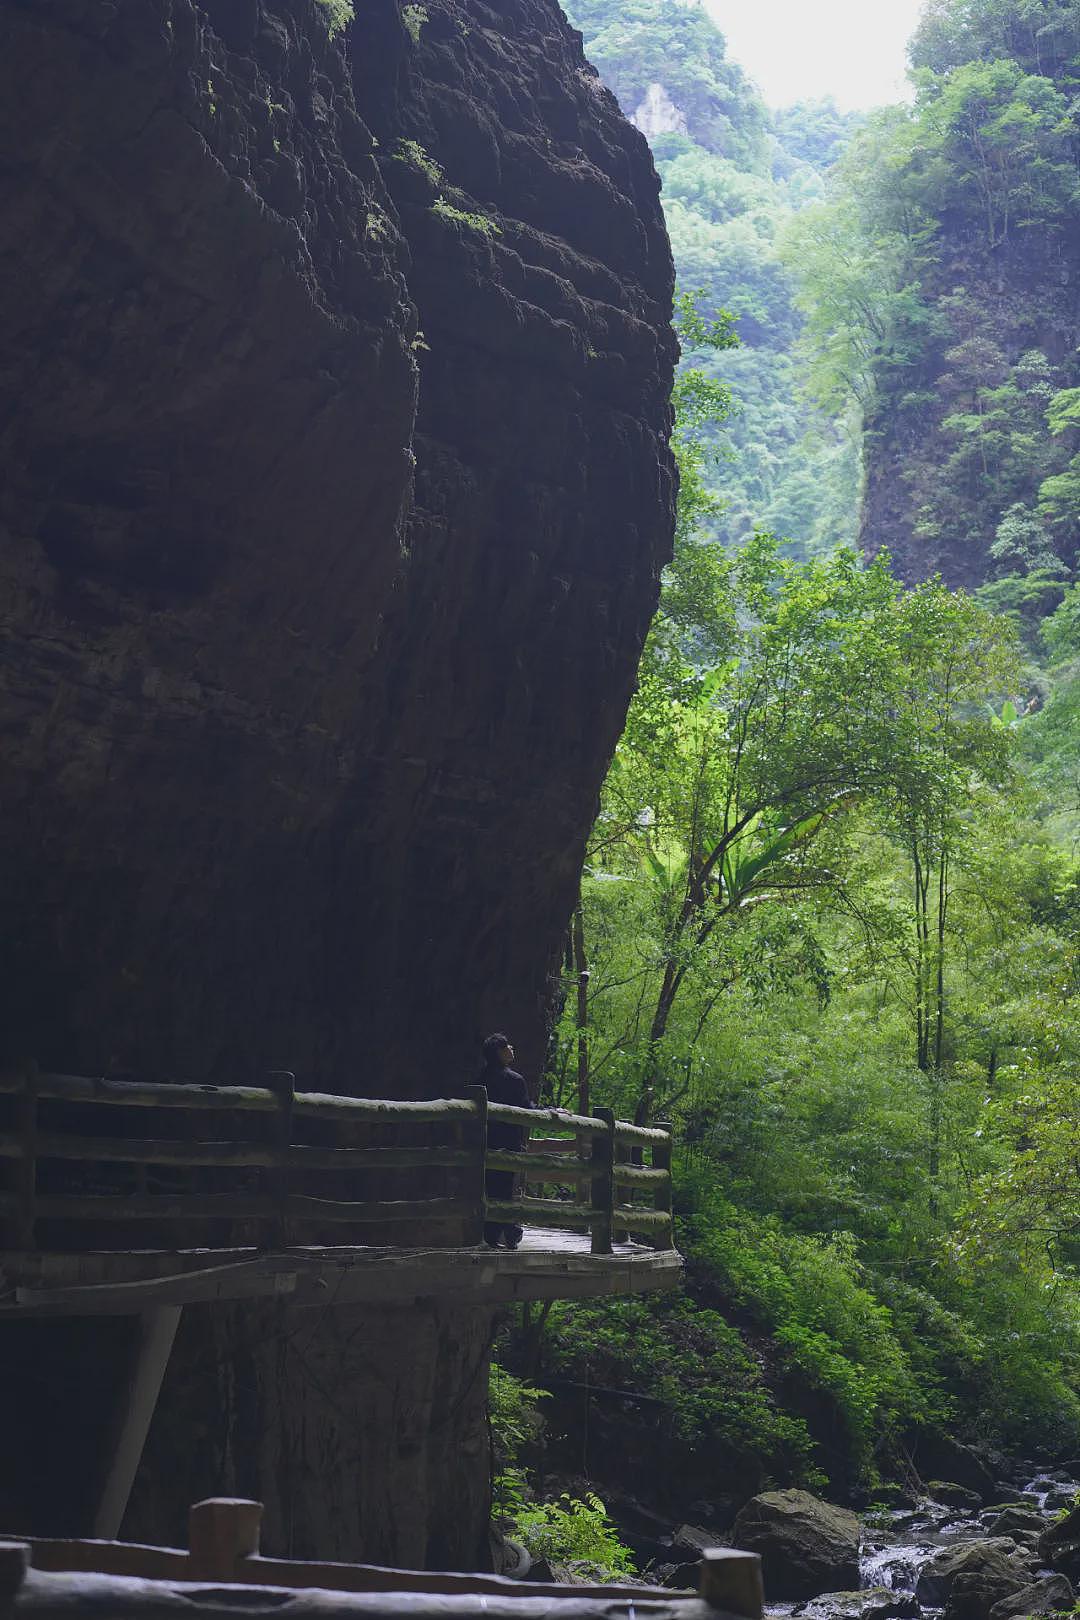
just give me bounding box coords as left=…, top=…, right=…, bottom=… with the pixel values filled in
left=652, top=1120, right=674, bottom=1250
left=0, top=1137, right=475, bottom=1172
left=589, top=1109, right=615, bottom=1256
left=267, top=1072, right=295, bottom=1251
left=0, top=1541, right=27, bottom=1605
left=15, top=1067, right=38, bottom=1252
left=93, top=1306, right=182, bottom=1539
left=0, top=1194, right=473, bottom=1224
left=464, top=1085, right=488, bottom=1244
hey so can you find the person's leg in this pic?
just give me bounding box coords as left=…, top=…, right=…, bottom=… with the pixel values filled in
left=484, top=1167, right=514, bottom=1246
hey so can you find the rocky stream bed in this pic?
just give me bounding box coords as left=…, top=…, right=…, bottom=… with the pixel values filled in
left=676, top=1468, right=1080, bottom=1620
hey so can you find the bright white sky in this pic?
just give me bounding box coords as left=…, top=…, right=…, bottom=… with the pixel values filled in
left=704, top=0, right=927, bottom=112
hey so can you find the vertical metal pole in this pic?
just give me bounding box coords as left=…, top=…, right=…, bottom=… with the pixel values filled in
left=465, top=1084, right=489, bottom=1245
left=652, top=1122, right=673, bottom=1250
left=94, top=1306, right=183, bottom=1539
left=590, top=1108, right=614, bottom=1255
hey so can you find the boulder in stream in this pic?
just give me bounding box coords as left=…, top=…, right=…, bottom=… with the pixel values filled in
left=871, top=1485, right=919, bottom=1511
left=915, top=1538, right=1033, bottom=1611
left=930, top=1482, right=984, bottom=1512
left=732, top=1489, right=860, bottom=1600
left=1038, top=1502, right=1080, bottom=1578
left=671, top=1524, right=722, bottom=1558
left=794, top=1589, right=919, bottom=1620
left=986, top=1507, right=1048, bottom=1539
left=910, top=1432, right=999, bottom=1504
left=987, top=1574, right=1075, bottom=1620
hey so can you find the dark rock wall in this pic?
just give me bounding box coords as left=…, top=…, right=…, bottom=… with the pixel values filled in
left=0, top=0, right=675, bottom=1097
left=0, top=0, right=675, bottom=1569
left=348, top=0, right=676, bottom=1089
left=0, top=0, right=417, bottom=1081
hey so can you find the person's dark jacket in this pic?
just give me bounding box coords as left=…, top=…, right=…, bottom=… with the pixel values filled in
left=480, top=1064, right=532, bottom=1151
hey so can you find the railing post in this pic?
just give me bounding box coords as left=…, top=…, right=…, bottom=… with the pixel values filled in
left=652, top=1121, right=673, bottom=1250
left=188, top=1497, right=263, bottom=1580
left=0, top=1540, right=28, bottom=1616
left=590, top=1107, right=615, bottom=1255
left=267, top=1071, right=295, bottom=1250
left=16, top=1063, right=38, bottom=1251
left=465, top=1084, right=488, bottom=1246
left=699, top=1548, right=764, bottom=1618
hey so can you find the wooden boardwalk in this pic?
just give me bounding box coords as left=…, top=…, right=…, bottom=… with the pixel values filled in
left=1, top=1228, right=681, bottom=1317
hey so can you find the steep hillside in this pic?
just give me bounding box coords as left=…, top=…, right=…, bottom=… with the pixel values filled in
left=790, top=0, right=1080, bottom=589
left=562, top=0, right=862, bottom=557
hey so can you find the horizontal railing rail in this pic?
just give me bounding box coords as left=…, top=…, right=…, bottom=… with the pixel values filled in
left=0, top=1069, right=675, bottom=1257
left=0, top=1495, right=764, bottom=1617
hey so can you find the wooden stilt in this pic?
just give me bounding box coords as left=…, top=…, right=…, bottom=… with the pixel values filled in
left=93, top=1306, right=182, bottom=1539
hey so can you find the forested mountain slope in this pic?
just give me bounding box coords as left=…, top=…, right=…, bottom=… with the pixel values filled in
left=562, top=0, right=862, bottom=557
left=791, top=0, right=1080, bottom=590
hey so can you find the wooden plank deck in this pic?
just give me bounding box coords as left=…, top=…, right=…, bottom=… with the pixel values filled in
left=0, top=1229, right=681, bottom=1316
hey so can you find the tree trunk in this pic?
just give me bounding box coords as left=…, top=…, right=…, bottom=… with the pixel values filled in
left=572, top=906, right=590, bottom=1118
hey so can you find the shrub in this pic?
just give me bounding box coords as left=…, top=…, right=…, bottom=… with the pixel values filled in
left=542, top=1293, right=819, bottom=1482
left=514, top=1494, right=636, bottom=1579
left=431, top=197, right=502, bottom=237
left=315, top=0, right=353, bottom=38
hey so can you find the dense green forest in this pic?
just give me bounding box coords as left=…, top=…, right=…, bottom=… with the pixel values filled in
left=491, top=0, right=1080, bottom=1570
left=561, top=0, right=864, bottom=559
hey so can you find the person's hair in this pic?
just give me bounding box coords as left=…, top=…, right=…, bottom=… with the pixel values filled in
left=482, top=1031, right=511, bottom=1064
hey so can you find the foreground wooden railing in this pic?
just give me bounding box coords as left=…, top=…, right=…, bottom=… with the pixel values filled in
left=0, top=1497, right=764, bottom=1619
left=0, top=1070, right=674, bottom=1256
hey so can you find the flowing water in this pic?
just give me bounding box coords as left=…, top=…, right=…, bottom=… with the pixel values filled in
left=767, top=1470, right=1079, bottom=1619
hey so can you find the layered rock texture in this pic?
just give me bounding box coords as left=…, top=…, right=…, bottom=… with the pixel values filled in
left=0, top=0, right=675, bottom=1565
left=0, top=0, right=676, bottom=1096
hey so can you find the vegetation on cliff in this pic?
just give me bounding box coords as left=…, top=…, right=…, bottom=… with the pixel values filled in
left=787, top=0, right=1080, bottom=590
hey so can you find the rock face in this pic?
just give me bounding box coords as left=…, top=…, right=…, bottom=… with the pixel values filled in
left=915, top=1539, right=1033, bottom=1614
left=0, top=0, right=676, bottom=1095
left=0, top=0, right=676, bottom=1565
left=987, top=1507, right=1047, bottom=1540
left=1039, top=1501, right=1080, bottom=1579
left=910, top=1431, right=999, bottom=1505
left=987, top=1574, right=1075, bottom=1620
left=732, top=1489, right=861, bottom=1600
left=930, top=1482, right=984, bottom=1512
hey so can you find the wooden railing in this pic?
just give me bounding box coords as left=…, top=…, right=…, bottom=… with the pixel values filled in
left=0, top=1496, right=765, bottom=1618
left=0, top=1070, right=674, bottom=1256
